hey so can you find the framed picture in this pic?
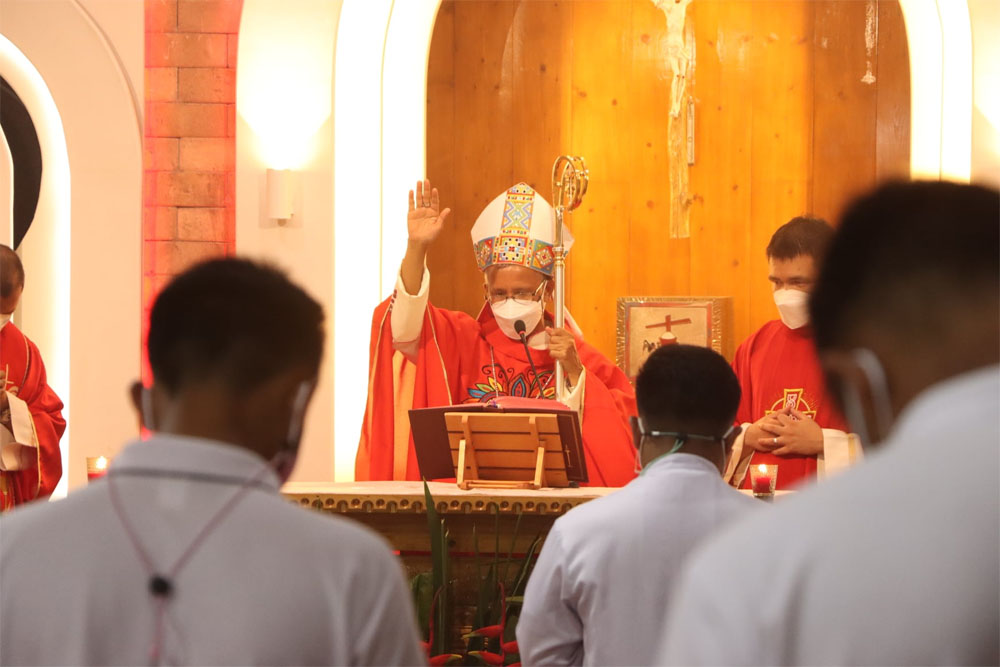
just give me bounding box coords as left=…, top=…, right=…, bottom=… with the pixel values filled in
left=616, top=296, right=734, bottom=380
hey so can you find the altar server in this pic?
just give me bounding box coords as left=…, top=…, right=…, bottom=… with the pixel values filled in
left=723, top=218, right=862, bottom=491
left=0, top=244, right=65, bottom=510
left=517, top=344, right=757, bottom=666
left=658, top=181, right=999, bottom=666
left=356, top=179, right=636, bottom=486
left=0, top=258, right=423, bottom=666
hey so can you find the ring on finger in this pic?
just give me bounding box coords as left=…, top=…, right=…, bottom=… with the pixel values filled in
left=773, top=437, right=778, bottom=445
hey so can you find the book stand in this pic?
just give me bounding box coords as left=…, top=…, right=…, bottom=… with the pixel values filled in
left=445, top=412, right=573, bottom=490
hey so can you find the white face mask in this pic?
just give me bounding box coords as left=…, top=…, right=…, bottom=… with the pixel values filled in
left=633, top=418, right=735, bottom=474
left=773, top=288, right=810, bottom=329
left=141, top=381, right=312, bottom=482
left=140, top=386, right=156, bottom=431
left=492, top=299, right=544, bottom=340
left=272, top=381, right=312, bottom=483
left=0, top=313, right=9, bottom=329
left=836, top=348, right=895, bottom=448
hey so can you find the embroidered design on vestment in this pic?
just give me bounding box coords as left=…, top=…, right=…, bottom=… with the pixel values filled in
left=766, top=388, right=817, bottom=418
left=465, top=362, right=556, bottom=402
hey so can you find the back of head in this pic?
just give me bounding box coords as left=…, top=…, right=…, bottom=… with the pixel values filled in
left=635, top=344, right=741, bottom=435
left=148, top=258, right=325, bottom=396
left=811, top=181, right=999, bottom=398
left=766, top=216, right=834, bottom=261
left=0, top=243, right=25, bottom=299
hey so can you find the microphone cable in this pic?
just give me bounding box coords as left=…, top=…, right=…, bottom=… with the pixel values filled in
left=515, top=319, right=543, bottom=397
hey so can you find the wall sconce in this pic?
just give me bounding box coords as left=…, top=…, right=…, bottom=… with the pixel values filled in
left=266, top=168, right=294, bottom=222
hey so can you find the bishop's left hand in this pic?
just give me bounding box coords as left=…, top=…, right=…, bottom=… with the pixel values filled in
left=764, top=408, right=824, bottom=456
left=546, top=327, right=583, bottom=387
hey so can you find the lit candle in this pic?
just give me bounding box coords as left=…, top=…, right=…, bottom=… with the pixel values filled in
left=87, top=456, right=109, bottom=482
left=751, top=463, right=777, bottom=496
left=751, top=465, right=772, bottom=494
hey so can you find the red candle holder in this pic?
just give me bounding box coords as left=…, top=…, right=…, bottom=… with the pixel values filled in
left=749, top=463, right=778, bottom=499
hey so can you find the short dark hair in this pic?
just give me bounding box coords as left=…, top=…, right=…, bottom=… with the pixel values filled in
left=148, top=258, right=325, bottom=395
left=635, top=345, right=741, bottom=432
left=766, top=216, right=834, bottom=261
left=811, top=181, right=999, bottom=351
left=0, top=244, right=25, bottom=298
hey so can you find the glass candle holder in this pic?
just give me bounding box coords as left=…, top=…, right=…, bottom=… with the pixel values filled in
left=749, top=463, right=778, bottom=498
left=86, top=456, right=110, bottom=482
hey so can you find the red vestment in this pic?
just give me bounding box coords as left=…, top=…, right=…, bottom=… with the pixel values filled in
left=732, top=320, right=847, bottom=490
left=356, top=298, right=637, bottom=487
left=0, top=323, right=65, bottom=511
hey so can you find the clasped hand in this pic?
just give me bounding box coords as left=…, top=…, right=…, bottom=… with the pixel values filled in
left=745, top=407, right=823, bottom=457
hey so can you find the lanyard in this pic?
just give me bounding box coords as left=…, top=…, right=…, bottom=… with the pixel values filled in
left=107, top=462, right=273, bottom=665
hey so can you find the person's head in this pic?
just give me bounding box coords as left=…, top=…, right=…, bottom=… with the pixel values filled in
left=0, top=244, right=25, bottom=316
left=811, top=181, right=999, bottom=447
left=132, top=258, right=325, bottom=469
left=471, top=183, right=569, bottom=340
left=634, top=344, right=742, bottom=472
left=483, top=264, right=553, bottom=337
left=766, top=217, right=834, bottom=329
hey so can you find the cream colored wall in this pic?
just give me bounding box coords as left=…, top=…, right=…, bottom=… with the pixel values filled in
left=236, top=0, right=341, bottom=484
left=236, top=0, right=441, bottom=484
left=1, top=0, right=143, bottom=493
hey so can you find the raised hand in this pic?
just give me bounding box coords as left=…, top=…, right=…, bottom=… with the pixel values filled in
left=407, top=179, right=451, bottom=247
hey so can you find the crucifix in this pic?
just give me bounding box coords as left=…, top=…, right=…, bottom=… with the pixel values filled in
left=646, top=314, right=692, bottom=347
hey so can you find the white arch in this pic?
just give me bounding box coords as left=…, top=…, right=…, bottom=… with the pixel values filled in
left=0, top=126, right=13, bottom=247
left=899, top=0, right=973, bottom=181
left=332, top=0, right=442, bottom=480
left=1, top=0, right=142, bottom=493
left=0, top=34, right=72, bottom=496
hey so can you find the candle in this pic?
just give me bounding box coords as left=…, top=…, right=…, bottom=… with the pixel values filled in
left=750, top=463, right=777, bottom=496
left=86, top=456, right=109, bottom=482
left=752, top=473, right=772, bottom=494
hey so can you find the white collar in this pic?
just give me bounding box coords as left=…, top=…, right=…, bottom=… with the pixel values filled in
left=641, top=452, right=722, bottom=478
left=109, top=434, right=281, bottom=491
left=887, top=365, right=999, bottom=449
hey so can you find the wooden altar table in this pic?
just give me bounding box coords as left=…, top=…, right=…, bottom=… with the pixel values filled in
left=281, top=481, right=615, bottom=555
left=281, top=481, right=783, bottom=649
left=282, top=481, right=615, bottom=646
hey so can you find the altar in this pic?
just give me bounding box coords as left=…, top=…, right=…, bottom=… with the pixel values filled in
left=282, top=481, right=783, bottom=654
left=282, top=481, right=616, bottom=651
left=282, top=480, right=614, bottom=559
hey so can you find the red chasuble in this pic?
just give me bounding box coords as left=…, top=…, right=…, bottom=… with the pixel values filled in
left=356, top=298, right=637, bottom=487
left=0, top=323, right=65, bottom=511
left=733, top=320, right=847, bottom=490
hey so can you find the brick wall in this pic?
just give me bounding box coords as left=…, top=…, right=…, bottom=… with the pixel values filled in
left=142, top=0, right=242, bottom=331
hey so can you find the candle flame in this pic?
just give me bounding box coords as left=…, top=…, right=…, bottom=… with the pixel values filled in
left=96, top=456, right=108, bottom=471
left=757, top=463, right=768, bottom=474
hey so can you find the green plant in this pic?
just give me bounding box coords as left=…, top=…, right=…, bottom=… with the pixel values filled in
left=412, top=485, right=542, bottom=666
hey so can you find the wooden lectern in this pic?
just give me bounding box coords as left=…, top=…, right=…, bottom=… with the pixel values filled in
left=410, top=398, right=587, bottom=490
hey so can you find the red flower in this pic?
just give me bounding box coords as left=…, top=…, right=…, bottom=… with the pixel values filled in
left=467, top=650, right=505, bottom=666
left=428, top=653, right=463, bottom=665
left=501, top=639, right=519, bottom=654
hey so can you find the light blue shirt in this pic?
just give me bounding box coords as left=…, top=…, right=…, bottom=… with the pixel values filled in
left=518, top=452, right=759, bottom=666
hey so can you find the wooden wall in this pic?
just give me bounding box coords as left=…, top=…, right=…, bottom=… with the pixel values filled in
left=426, top=0, right=909, bottom=361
